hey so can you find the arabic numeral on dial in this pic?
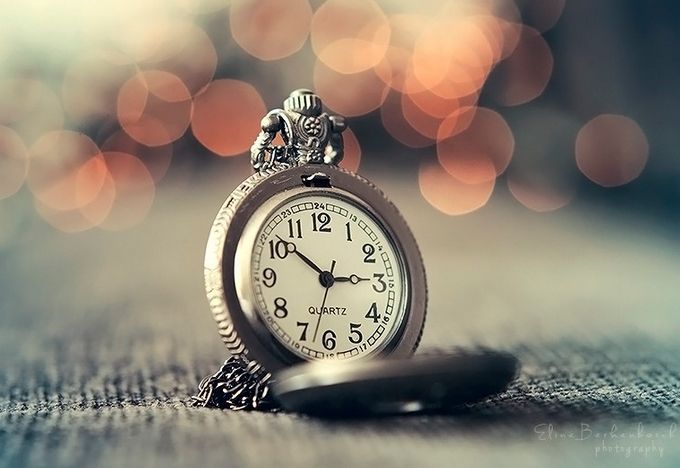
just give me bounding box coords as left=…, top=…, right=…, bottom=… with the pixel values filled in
left=287, top=218, right=302, bottom=238
left=311, top=212, right=331, bottom=232
left=273, top=297, right=288, bottom=319
left=269, top=239, right=294, bottom=259
left=365, top=302, right=380, bottom=323
left=372, top=273, right=386, bottom=293
left=362, top=243, right=376, bottom=263
left=345, top=222, right=352, bottom=241
left=348, top=323, right=363, bottom=344
left=322, top=330, right=337, bottom=350
left=296, top=321, right=309, bottom=341
left=262, top=268, right=277, bottom=287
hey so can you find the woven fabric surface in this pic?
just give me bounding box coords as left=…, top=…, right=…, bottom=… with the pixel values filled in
left=1, top=166, right=679, bottom=467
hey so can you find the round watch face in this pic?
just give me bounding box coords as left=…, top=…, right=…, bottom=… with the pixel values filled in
left=250, top=192, right=406, bottom=361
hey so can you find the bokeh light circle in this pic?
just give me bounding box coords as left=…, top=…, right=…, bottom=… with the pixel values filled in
left=339, top=127, right=361, bottom=173
left=407, top=88, right=461, bottom=120
left=412, top=17, right=495, bottom=100
left=507, top=177, right=571, bottom=212
left=401, top=92, right=447, bottom=140
left=101, top=129, right=173, bottom=182
left=142, top=22, right=218, bottom=96
left=35, top=200, right=99, bottom=233
left=523, top=0, right=566, bottom=32
left=378, top=47, right=424, bottom=94
left=76, top=156, right=116, bottom=226
left=311, top=0, right=391, bottom=74
left=32, top=149, right=112, bottom=233
left=0, top=126, right=29, bottom=200
left=487, top=26, right=554, bottom=106
left=497, top=19, right=522, bottom=60
left=380, top=91, right=434, bottom=148
left=437, top=107, right=514, bottom=184
left=117, top=70, right=193, bottom=147
left=575, top=114, right=649, bottom=187
left=104, top=6, right=176, bottom=64
left=34, top=151, right=154, bottom=233
left=191, top=79, right=266, bottom=157
left=27, top=130, right=105, bottom=211
left=436, top=105, right=478, bottom=141
left=506, top=108, right=580, bottom=212
left=314, top=61, right=390, bottom=117
left=418, top=160, right=495, bottom=216
left=97, top=152, right=156, bottom=231
left=231, top=0, right=312, bottom=61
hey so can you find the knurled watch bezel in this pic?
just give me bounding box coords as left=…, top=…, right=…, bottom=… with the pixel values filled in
left=204, top=163, right=427, bottom=374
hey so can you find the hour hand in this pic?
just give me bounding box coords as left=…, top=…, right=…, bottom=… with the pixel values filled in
left=334, top=274, right=370, bottom=285
left=276, top=235, right=323, bottom=274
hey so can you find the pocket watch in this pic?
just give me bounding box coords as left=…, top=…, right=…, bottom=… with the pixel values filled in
left=197, top=89, right=427, bottom=410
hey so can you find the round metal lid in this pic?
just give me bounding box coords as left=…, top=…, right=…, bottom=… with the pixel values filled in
left=271, top=349, right=520, bottom=417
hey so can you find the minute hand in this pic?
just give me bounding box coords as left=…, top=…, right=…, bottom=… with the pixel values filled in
left=276, top=235, right=323, bottom=274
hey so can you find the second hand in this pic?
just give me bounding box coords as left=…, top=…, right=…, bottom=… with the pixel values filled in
left=312, top=259, right=336, bottom=343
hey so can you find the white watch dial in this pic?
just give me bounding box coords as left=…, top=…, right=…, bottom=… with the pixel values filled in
left=251, top=192, right=406, bottom=361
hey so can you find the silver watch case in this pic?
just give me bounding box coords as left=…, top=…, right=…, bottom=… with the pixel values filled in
left=204, top=163, right=427, bottom=373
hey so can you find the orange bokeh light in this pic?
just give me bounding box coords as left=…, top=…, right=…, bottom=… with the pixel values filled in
left=339, top=127, right=362, bottom=173
left=402, top=91, right=480, bottom=142
left=378, top=47, right=424, bottom=94
left=31, top=142, right=113, bottom=233
left=314, top=61, right=390, bottom=117
left=101, top=129, right=173, bottom=182
left=470, top=15, right=505, bottom=63
left=97, top=152, right=155, bottom=231
left=311, top=0, right=391, bottom=74
left=575, top=114, right=649, bottom=187
left=523, top=0, right=566, bottom=32
left=380, top=91, right=434, bottom=148
left=143, top=22, right=218, bottom=96
left=412, top=16, right=495, bottom=99
left=34, top=151, right=155, bottom=232
left=401, top=92, right=446, bottom=140
left=388, top=13, right=428, bottom=48
left=507, top=176, right=572, bottom=212
left=231, top=0, right=312, bottom=61
left=418, top=160, right=495, bottom=216
left=117, top=70, right=193, bottom=147
left=0, top=126, right=29, bottom=200
left=497, top=19, right=522, bottom=60
left=436, top=105, right=479, bottom=141
left=76, top=156, right=116, bottom=226
left=407, top=88, right=461, bottom=120
left=35, top=199, right=100, bottom=233
left=191, top=79, right=266, bottom=157
left=106, top=13, right=175, bottom=64
left=378, top=14, right=428, bottom=93
left=488, top=26, right=554, bottom=106
left=505, top=108, right=580, bottom=213
left=437, top=107, right=514, bottom=184
left=27, top=131, right=105, bottom=211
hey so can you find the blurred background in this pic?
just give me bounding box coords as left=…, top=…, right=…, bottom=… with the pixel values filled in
left=2, top=1, right=680, bottom=466
left=2, top=0, right=680, bottom=364
left=0, top=0, right=676, bottom=234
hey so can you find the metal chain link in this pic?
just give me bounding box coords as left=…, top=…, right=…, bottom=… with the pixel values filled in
left=190, top=356, right=278, bottom=411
